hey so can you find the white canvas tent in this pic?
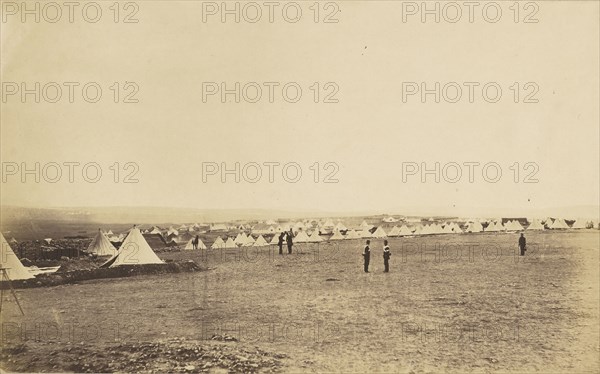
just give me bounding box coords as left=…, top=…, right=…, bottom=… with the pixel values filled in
left=486, top=221, right=505, bottom=232
left=345, top=229, right=361, bottom=240
left=224, top=237, right=237, bottom=248
left=234, top=233, right=246, bottom=245
left=253, top=235, right=269, bottom=247
left=184, top=237, right=207, bottom=250
left=550, top=218, right=569, bottom=229
left=429, top=224, right=444, bottom=235
left=101, top=227, right=163, bottom=268
left=526, top=219, right=544, bottom=230
left=1, top=233, right=34, bottom=280
left=211, top=236, right=225, bottom=249
left=323, top=219, right=335, bottom=228
left=387, top=226, right=400, bottom=237
left=330, top=231, right=345, bottom=240
left=308, top=230, right=324, bottom=242
left=420, top=224, right=433, bottom=235
left=441, top=224, right=453, bottom=234
left=372, top=227, right=387, bottom=238
left=508, top=220, right=524, bottom=231
left=242, top=235, right=255, bottom=247
left=270, top=234, right=281, bottom=245
left=87, top=229, right=118, bottom=256
left=359, top=220, right=374, bottom=231
left=450, top=223, right=463, bottom=234
left=571, top=219, right=587, bottom=229
left=149, top=227, right=162, bottom=235
left=399, top=225, right=413, bottom=236
left=295, top=231, right=310, bottom=243
left=334, top=222, right=347, bottom=232
left=466, top=221, right=483, bottom=233
left=359, top=230, right=373, bottom=238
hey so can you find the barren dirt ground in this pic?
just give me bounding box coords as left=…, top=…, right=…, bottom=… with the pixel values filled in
left=1, top=231, right=599, bottom=373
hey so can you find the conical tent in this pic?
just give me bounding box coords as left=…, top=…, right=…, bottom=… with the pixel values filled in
left=308, top=230, right=324, bottom=242
left=224, top=237, right=236, bottom=248
left=430, top=224, right=444, bottom=235
left=87, top=229, right=118, bottom=256
left=527, top=219, right=545, bottom=230
left=211, top=236, right=225, bottom=249
left=511, top=220, right=524, bottom=231
left=345, top=230, right=360, bottom=239
left=295, top=231, right=310, bottom=243
left=323, top=219, right=335, bottom=228
left=330, top=231, right=345, bottom=240
left=253, top=235, right=269, bottom=247
left=242, top=235, right=255, bottom=247
left=571, top=220, right=587, bottom=229
left=550, top=218, right=569, bottom=229
left=184, top=237, right=206, bottom=250
left=372, top=227, right=387, bottom=238
left=487, top=221, right=504, bottom=232
left=450, top=223, right=463, bottom=234
left=334, top=222, right=347, bottom=231
left=466, top=221, right=483, bottom=233
left=1, top=233, right=34, bottom=280
left=101, top=228, right=163, bottom=268
left=234, top=233, right=247, bottom=245
left=359, top=230, right=373, bottom=238
left=388, top=226, right=400, bottom=237
left=399, top=225, right=413, bottom=236
left=270, top=234, right=281, bottom=245
left=148, top=226, right=162, bottom=235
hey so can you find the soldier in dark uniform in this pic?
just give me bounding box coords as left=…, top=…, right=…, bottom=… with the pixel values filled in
left=518, top=233, right=526, bottom=256
left=362, top=240, right=371, bottom=272
left=383, top=240, right=391, bottom=272
left=277, top=232, right=285, bottom=255
left=286, top=229, right=294, bottom=254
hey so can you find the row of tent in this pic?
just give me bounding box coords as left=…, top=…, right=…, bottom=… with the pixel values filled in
left=87, top=217, right=594, bottom=256
left=100, top=216, right=597, bottom=243
left=5, top=214, right=597, bottom=280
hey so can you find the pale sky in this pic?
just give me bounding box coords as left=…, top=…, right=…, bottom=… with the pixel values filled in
left=1, top=1, right=599, bottom=217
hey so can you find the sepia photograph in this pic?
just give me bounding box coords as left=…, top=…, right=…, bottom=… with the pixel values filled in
left=1, top=0, right=599, bottom=372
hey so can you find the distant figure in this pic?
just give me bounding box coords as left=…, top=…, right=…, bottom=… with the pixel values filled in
left=518, top=233, right=527, bottom=256
left=363, top=240, right=371, bottom=272
left=286, top=229, right=294, bottom=254
left=277, top=232, right=285, bottom=255
left=383, top=240, right=391, bottom=272
left=193, top=235, right=199, bottom=250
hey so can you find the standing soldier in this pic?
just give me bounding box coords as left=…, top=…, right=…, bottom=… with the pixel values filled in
left=363, top=240, right=371, bottom=272
left=277, top=232, right=285, bottom=255
left=193, top=235, right=199, bottom=250
left=383, top=240, right=391, bottom=273
left=286, top=229, right=294, bottom=254
left=518, top=233, right=527, bottom=256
